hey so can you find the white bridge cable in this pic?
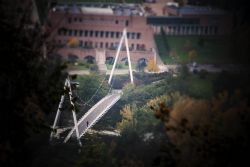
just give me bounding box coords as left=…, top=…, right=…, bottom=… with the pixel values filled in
left=74, top=91, right=92, bottom=107
left=108, top=70, right=117, bottom=93
left=73, top=75, right=108, bottom=108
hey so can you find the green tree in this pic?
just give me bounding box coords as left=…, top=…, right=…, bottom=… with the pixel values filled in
left=0, top=1, right=65, bottom=166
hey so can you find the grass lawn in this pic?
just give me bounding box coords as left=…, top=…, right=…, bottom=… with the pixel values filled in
left=155, top=35, right=234, bottom=64
left=67, top=63, right=90, bottom=70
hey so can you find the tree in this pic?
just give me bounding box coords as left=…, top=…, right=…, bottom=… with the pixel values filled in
left=188, top=49, right=198, bottom=61
left=0, top=1, right=65, bottom=166
left=169, top=49, right=177, bottom=58
left=198, top=37, right=205, bottom=47
left=149, top=90, right=250, bottom=167
left=147, top=59, right=159, bottom=72
left=174, top=0, right=188, bottom=6
left=67, top=37, right=79, bottom=48
left=117, top=105, right=134, bottom=131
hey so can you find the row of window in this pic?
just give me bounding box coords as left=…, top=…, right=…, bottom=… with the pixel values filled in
left=58, top=28, right=141, bottom=39
left=68, top=17, right=129, bottom=26
left=161, top=25, right=218, bottom=35
left=58, top=40, right=146, bottom=51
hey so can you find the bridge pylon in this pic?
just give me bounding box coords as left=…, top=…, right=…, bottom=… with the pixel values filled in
left=50, top=76, right=82, bottom=147
left=108, top=28, right=134, bottom=85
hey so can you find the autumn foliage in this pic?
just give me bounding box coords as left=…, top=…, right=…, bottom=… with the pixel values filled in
left=146, top=59, right=159, bottom=72
left=67, top=37, right=79, bottom=48
left=188, top=49, right=198, bottom=61
left=148, top=90, right=250, bottom=167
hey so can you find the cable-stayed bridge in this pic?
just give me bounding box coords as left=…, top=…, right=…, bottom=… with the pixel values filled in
left=50, top=29, right=133, bottom=146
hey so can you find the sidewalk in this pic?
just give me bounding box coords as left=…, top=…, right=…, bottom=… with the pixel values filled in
left=67, top=70, right=90, bottom=75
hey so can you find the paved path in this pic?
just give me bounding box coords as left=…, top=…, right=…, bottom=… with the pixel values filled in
left=147, top=63, right=250, bottom=74
left=68, top=70, right=90, bottom=75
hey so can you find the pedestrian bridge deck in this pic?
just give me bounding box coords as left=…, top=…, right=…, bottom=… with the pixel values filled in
left=64, top=91, right=122, bottom=143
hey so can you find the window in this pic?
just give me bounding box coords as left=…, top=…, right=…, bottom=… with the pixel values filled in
left=79, top=18, right=82, bottom=22
left=141, top=44, right=145, bottom=50
left=196, top=26, right=199, bottom=34
left=114, top=42, right=119, bottom=49
left=68, top=29, right=72, bottom=36
left=136, top=44, right=140, bottom=50
left=125, top=20, right=129, bottom=26
left=191, top=26, right=195, bottom=34
left=177, top=26, right=181, bottom=33
left=88, top=41, right=93, bottom=48
left=205, top=26, right=208, bottom=34
left=131, top=44, right=134, bottom=50
left=127, top=32, right=130, bottom=39
left=95, top=42, right=98, bottom=48
left=214, top=26, right=218, bottom=34
left=63, top=29, right=67, bottom=36
left=111, top=32, right=114, bottom=38
left=95, top=31, right=99, bottom=37
left=79, top=30, right=83, bottom=36
left=131, top=33, right=135, bottom=39
left=84, top=41, right=88, bottom=47
left=209, top=26, right=213, bottom=34
left=85, top=30, right=88, bottom=37
left=74, top=17, right=77, bottom=22
left=80, top=40, right=83, bottom=47
left=116, top=32, right=120, bottom=38
left=68, top=18, right=71, bottom=23
left=115, top=20, right=119, bottom=24
left=200, top=26, right=204, bottom=33
left=100, top=31, right=104, bottom=37
left=74, top=30, right=78, bottom=36
left=105, top=31, right=109, bottom=38
left=136, top=33, right=141, bottom=39
left=105, top=42, right=109, bottom=48
left=57, top=29, right=61, bottom=35
left=100, top=42, right=103, bottom=48
left=90, top=30, right=93, bottom=37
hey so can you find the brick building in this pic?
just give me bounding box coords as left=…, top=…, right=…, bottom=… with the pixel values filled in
left=47, top=3, right=156, bottom=64
left=148, top=4, right=232, bottom=35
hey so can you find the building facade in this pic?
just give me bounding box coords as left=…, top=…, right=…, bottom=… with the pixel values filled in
left=47, top=3, right=155, bottom=64
left=148, top=4, right=232, bottom=35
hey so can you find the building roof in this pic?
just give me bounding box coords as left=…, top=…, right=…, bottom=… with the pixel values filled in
left=53, top=3, right=144, bottom=16
left=168, top=5, right=227, bottom=16
left=147, top=16, right=200, bottom=25
left=81, top=7, right=113, bottom=15
left=180, top=5, right=227, bottom=15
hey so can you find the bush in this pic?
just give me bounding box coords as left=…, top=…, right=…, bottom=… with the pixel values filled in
left=147, top=59, right=159, bottom=72
left=117, top=64, right=123, bottom=69
left=90, top=64, right=98, bottom=72
left=198, top=69, right=208, bottom=79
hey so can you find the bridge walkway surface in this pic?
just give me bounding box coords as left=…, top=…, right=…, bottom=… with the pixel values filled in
left=64, top=91, right=121, bottom=143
